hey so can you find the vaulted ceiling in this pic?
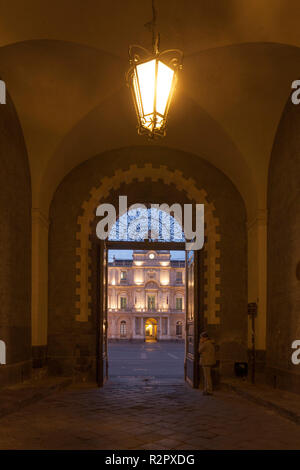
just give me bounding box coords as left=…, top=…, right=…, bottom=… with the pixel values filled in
left=1, top=0, right=300, bottom=219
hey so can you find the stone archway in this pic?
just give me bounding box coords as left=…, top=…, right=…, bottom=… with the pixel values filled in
left=75, top=164, right=221, bottom=328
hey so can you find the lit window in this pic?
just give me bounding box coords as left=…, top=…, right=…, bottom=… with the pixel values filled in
left=176, top=321, right=183, bottom=336
left=147, top=296, right=156, bottom=311
left=120, top=271, right=127, bottom=281
left=120, top=321, right=127, bottom=337
left=162, top=318, right=168, bottom=335
left=176, top=298, right=183, bottom=311
left=120, top=297, right=127, bottom=310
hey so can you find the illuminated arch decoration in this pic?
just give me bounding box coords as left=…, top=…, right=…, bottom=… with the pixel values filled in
left=108, top=205, right=185, bottom=242
left=75, top=164, right=221, bottom=324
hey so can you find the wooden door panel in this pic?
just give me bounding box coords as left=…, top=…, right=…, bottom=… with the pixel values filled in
left=102, top=242, right=108, bottom=384
left=185, top=248, right=203, bottom=388
left=97, top=241, right=108, bottom=387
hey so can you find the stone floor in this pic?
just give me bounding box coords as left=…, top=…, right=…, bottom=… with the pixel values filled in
left=108, top=341, right=185, bottom=378
left=0, top=376, right=300, bottom=450
left=223, top=377, right=300, bottom=425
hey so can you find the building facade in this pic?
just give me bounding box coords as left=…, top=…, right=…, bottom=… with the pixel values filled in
left=108, top=251, right=185, bottom=342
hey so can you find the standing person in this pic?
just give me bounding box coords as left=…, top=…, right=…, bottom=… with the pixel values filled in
left=198, top=332, right=216, bottom=395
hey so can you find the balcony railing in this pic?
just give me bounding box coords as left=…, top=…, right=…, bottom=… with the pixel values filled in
left=109, top=281, right=185, bottom=287
left=108, top=307, right=184, bottom=314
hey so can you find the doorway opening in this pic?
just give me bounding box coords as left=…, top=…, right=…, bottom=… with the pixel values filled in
left=145, top=318, right=157, bottom=342
left=95, top=206, right=204, bottom=388
left=106, top=247, right=186, bottom=380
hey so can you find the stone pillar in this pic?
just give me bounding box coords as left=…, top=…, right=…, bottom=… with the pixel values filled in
left=143, top=317, right=146, bottom=341
left=247, top=209, right=267, bottom=371
left=31, top=208, right=49, bottom=368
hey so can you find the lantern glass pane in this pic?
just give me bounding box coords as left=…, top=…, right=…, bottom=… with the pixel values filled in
left=136, top=59, right=156, bottom=117
left=155, top=114, right=164, bottom=129
left=156, top=61, right=174, bottom=116
left=133, top=70, right=143, bottom=119
left=132, top=70, right=143, bottom=118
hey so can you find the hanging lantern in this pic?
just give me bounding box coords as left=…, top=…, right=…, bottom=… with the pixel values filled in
left=126, top=1, right=183, bottom=138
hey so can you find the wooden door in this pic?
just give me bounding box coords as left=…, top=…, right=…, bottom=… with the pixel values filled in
left=97, top=241, right=108, bottom=386
left=185, top=248, right=204, bottom=387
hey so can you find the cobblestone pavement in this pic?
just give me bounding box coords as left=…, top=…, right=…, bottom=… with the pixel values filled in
left=0, top=377, right=300, bottom=450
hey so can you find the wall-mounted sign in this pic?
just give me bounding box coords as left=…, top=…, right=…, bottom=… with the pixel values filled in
left=247, top=302, right=258, bottom=317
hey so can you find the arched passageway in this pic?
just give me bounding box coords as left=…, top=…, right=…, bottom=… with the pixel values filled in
left=47, top=148, right=247, bottom=383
